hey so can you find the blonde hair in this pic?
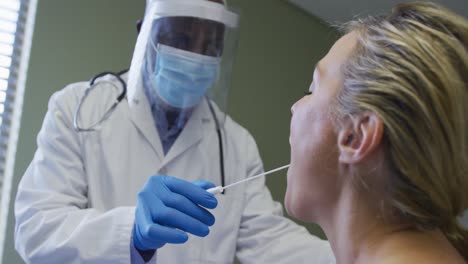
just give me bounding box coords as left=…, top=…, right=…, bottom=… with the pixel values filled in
left=335, top=2, right=468, bottom=259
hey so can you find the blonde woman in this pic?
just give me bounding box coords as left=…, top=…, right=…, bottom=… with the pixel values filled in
left=286, top=2, right=468, bottom=263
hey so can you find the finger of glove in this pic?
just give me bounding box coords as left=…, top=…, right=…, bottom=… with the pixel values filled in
left=143, top=178, right=215, bottom=226
left=192, top=180, right=216, bottom=190
left=163, top=176, right=217, bottom=209
left=134, top=221, right=166, bottom=250
left=135, top=222, right=189, bottom=249
left=146, top=223, right=189, bottom=244
left=134, top=204, right=156, bottom=251
left=135, top=202, right=188, bottom=248
left=157, top=191, right=215, bottom=226
left=155, top=206, right=211, bottom=237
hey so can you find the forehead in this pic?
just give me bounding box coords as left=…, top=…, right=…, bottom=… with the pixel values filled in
left=319, top=32, right=358, bottom=77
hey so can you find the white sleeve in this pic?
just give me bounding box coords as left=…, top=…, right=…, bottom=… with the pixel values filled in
left=14, top=90, right=135, bottom=264
left=235, top=134, right=336, bottom=264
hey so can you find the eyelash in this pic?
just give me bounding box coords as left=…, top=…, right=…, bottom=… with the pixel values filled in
left=304, top=91, right=312, bottom=95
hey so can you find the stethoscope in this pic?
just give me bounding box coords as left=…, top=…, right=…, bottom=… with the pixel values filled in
left=73, top=70, right=127, bottom=132
left=73, top=70, right=226, bottom=194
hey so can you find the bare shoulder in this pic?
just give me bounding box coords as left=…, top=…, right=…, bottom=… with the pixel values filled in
left=377, top=252, right=466, bottom=264
left=374, top=230, right=466, bottom=264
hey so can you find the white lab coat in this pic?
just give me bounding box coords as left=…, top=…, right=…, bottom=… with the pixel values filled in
left=15, top=74, right=334, bottom=264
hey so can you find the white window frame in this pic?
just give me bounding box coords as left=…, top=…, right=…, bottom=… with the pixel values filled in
left=0, top=0, right=38, bottom=260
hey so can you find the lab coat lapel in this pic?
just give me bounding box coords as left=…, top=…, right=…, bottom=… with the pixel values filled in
left=162, top=101, right=212, bottom=167
left=127, top=85, right=165, bottom=162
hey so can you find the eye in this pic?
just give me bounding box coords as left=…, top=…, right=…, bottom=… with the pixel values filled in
left=159, top=33, right=190, bottom=50
left=304, top=91, right=313, bottom=95
left=205, top=42, right=222, bottom=57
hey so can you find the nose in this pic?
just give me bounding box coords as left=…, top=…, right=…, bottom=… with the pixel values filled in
left=291, top=102, right=297, bottom=115
left=191, top=38, right=205, bottom=55
left=190, top=30, right=208, bottom=55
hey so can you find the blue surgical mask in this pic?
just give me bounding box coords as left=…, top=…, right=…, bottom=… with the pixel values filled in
left=151, top=44, right=220, bottom=108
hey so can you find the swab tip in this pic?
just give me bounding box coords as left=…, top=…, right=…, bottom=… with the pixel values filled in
left=207, top=186, right=223, bottom=196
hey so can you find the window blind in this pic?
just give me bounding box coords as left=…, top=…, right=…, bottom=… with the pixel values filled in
left=0, top=0, right=37, bottom=260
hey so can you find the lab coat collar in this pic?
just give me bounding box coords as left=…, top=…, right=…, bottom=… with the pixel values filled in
left=126, top=75, right=165, bottom=162
left=126, top=74, right=214, bottom=168
left=162, top=100, right=214, bottom=167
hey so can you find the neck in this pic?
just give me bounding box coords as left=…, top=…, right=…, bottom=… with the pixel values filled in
left=317, top=180, right=410, bottom=264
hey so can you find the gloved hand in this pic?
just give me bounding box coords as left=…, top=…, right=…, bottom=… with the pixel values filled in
left=133, top=175, right=218, bottom=251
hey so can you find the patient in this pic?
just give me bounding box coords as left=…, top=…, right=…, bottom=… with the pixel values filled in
left=286, top=2, right=468, bottom=263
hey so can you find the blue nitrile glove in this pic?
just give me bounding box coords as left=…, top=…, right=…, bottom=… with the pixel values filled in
left=133, top=175, right=218, bottom=251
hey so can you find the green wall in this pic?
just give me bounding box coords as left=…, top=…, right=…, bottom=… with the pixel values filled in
left=3, top=0, right=336, bottom=263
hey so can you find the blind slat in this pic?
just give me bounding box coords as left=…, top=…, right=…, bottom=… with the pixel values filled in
left=0, top=44, right=13, bottom=56
left=0, top=55, right=11, bottom=69
left=0, top=1, right=21, bottom=12
left=0, top=20, right=16, bottom=33
left=0, top=33, right=14, bottom=46
left=0, top=68, right=9, bottom=79
left=0, top=9, right=18, bottom=23
left=0, top=80, right=6, bottom=91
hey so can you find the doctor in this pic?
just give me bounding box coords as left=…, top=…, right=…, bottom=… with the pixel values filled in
left=14, top=0, right=334, bottom=263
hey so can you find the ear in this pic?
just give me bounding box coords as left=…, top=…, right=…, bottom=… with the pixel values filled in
left=338, top=112, right=383, bottom=164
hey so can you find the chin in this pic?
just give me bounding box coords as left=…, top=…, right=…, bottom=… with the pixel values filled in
left=286, top=203, right=309, bottom=222
left=285, top=166, right=301, bottom=220
left=285, top=188, right=308, bottom=222
left=286, top=181, right=324, bottom=223
left=284, top=192, right=296, bottom=218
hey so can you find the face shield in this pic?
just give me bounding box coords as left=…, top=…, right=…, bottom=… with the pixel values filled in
left=127, top=0, right=240, bottom=127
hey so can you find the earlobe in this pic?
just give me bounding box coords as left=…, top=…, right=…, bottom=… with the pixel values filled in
left=338, top=112, right=383, bottom=164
